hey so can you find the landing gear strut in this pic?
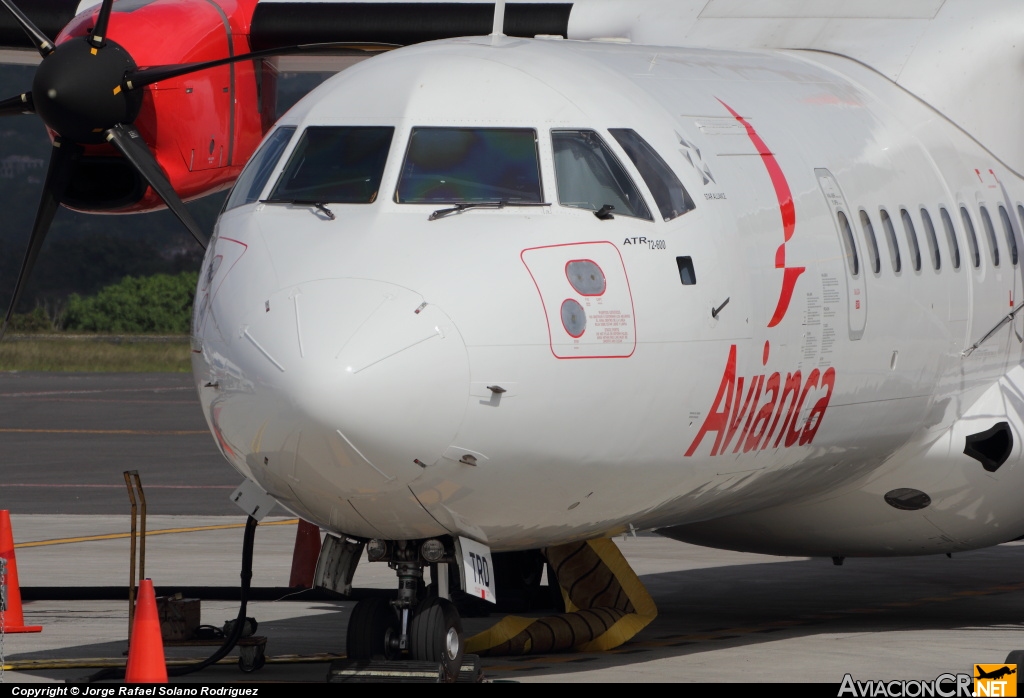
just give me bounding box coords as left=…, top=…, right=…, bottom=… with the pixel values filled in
left=345, top=537, right=464, bottom=681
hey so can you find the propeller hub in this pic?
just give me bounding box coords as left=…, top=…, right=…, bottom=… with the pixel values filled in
left=32, top=37, right=143, bottom=144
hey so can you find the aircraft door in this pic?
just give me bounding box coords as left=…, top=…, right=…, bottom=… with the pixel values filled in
left=1000, top=196, right=1024, bottom=361
left=1015, top=208, right=1023, bottom=361
left=815, top=169, right=866, bottom=340
left=983, top=172, right=1023, bottom=354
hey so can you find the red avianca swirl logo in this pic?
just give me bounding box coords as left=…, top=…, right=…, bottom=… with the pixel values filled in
left=685, top=342, right=835, bottom=457
left=718, top=99, right=805, bottom=328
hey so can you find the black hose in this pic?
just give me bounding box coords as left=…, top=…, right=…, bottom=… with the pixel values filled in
left=84, top=515, right=258, bottom=682
left=168, top=514, right=257, bottom=676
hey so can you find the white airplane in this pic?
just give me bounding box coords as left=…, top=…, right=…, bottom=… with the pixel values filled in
left=4, top=0, right=1024, bottom=680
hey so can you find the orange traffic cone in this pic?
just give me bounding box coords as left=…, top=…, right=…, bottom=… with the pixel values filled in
left=0, top=509, right=42, bottom=633
left=125, top=579, right=168, bottom=683
left=288, top=519, right=321, bottom=589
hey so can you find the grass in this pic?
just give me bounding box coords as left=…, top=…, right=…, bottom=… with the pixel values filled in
left=0, top=334, right=192, bottom=372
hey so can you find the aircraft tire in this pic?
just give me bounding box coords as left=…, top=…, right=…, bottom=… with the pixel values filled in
left=409, top=597, right=464, bottom=680
left=346, top=596, right=399, bottom=660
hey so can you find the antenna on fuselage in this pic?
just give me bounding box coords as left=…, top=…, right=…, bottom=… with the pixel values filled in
left=492, top=0, right=506, bottom=37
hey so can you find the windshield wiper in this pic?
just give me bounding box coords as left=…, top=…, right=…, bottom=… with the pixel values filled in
left=260, top=199, right=335, bottom=220
left=428, top=200, right=551, bottom=221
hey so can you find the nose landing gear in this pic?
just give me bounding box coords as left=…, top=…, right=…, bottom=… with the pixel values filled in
left=343, top=538, right=465, bottom=682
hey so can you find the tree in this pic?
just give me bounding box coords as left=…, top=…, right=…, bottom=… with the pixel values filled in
left=7, top=306, right=56, bottom=332
left=63, top=272, right=198, bottom=333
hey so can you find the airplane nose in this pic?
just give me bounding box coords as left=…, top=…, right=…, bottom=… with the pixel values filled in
left=238, top=279, right=470, bottom=488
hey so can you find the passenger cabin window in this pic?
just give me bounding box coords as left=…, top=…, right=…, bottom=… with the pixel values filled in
left=269, top=126, right=393, bottom=204
left=881, top=209, right=901, bottom=273
left=395, top=127, right=542, bottom=204
left=859, top=210, right=881, bottom=274
left=900, top=208, right=922, bottom=271
left=940, top=207, right=960, bottom=269
left=920, top=208, right=940, bottom=270
left=225, top=126, right=295, bottom=210
left=998, top=205, right=1018, bottom=266
left=961, top=206, right=981, bottom=268
left=979, top=206, right=1000, bottom=267
left=552, top=130, right=652, bottom=221
left=837, top=211, right=859, bottom=277
left=608, top=128, right=695, bottom=221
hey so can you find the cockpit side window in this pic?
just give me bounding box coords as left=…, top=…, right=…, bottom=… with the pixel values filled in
left=269, top=126, right=394, bottom=204
left=608, top=128, right=695, bottom=221
left=551, top=130, right=652, bottom=221
left=225, top=126, right=295, bottom=210
left=395, top=128, right=542, bottom=204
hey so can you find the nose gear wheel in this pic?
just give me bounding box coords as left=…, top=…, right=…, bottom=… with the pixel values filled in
left=345, top=596, right=401, bottom=661
left=409, top=597, right=464, bottom=680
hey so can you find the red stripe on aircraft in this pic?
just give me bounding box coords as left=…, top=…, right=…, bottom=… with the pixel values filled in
left=717, top=99, right=804, bottom=328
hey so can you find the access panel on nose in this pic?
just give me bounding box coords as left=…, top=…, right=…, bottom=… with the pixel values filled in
left=521, top=242, right=636, bottom=359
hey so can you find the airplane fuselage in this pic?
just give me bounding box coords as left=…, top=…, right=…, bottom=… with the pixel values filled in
left=192, top=36, right=1024, bottom=557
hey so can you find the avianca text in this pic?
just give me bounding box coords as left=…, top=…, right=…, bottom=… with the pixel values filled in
left=685, top=343, right=835, bottom=457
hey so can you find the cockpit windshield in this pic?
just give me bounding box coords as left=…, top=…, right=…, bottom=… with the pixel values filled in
left=268, top=126, right=394, bottom=204
left=224, top=126, right=295, bottom=211
left=552, top=130, right=652, bottom=221
left=395, top=128, right=543, bottom=204
left=608, top=128, right=695, bottom=221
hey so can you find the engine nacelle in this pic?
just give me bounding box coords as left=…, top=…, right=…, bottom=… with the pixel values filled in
left=54, top=0, right=262, bottom=213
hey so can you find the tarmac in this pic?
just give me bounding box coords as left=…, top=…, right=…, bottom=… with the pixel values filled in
left=2, top=372, right=1024, bottom=684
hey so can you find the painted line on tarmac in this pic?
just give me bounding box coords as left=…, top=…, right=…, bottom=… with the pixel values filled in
left=3, top=652, right=343, bottom=671
left=481, top=580, right=1024, bottom=672
left=9, top=398, right=197, bottom=404
left=0, top=428, right=207, bottom=435
left=0, top=387, right=193, bottom=398
left=4, top=483, right=235, bottom=488
left=626, top=579, right=1024, bottom=650
left=14, top=519, right=301, bottom=548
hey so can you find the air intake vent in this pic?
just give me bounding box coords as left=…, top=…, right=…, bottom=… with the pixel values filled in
left=62, top=157, right=146, bottom=211
left=884, top=488, right=931, bottom=511
left=964, top=421, right=1013, bottom=473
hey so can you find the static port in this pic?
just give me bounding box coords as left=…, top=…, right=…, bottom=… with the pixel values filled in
left=560, top=298, right=586, bottom=338
left=566, top=259, right=607, bottom=296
